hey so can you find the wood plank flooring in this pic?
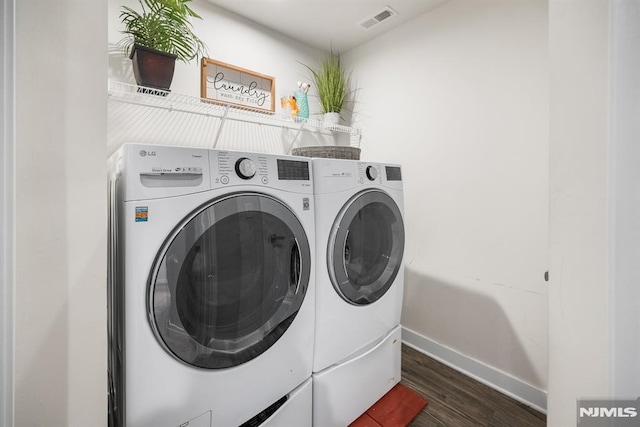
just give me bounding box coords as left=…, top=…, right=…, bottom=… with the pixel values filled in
left=400, top=345, right=546, bottom=427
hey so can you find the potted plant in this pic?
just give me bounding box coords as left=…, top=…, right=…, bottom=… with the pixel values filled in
left=303, top=51, right=351, bottom=125
left=119, top=0, right=207, bottom=92
left=294, top=51, right=360, bottom=160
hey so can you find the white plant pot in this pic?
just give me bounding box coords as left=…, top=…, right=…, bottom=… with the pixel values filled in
left=323, top=112, right=341, bottom=126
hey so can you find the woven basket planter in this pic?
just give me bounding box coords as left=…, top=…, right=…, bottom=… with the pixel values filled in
left=292, top=146, right=361, bottom=160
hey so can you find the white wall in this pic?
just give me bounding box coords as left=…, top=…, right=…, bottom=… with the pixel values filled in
left=14, top=1, right=107, bottom=426
left=610, top=0, right=640, bottom=398
left=108, top=0, right=328, bottom=155
left=346, top=0, right=549, bottom=406
left=547, top=0, right=610, bottom=425
left=109, top=0, right=325, bottom=99
left=1, top=0, right=15, bottom=424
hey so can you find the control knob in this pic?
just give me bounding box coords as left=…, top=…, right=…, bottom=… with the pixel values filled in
left=235, top=157, right=256, bottom=180
left=366, top=166, right=378, bottom=181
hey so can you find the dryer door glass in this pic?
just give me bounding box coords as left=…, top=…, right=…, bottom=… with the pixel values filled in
left=329, top=190, right=404, bottom=305
left=149, top=193, right=311, bottom=369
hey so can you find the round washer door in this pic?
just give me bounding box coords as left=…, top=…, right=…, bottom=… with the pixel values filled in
left=148, top=193, right=311, bottom=369
left=328, top=189, right=404, bottom=305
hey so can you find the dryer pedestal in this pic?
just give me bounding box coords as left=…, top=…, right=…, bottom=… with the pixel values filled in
left=312, top=325, right=402, bottom=427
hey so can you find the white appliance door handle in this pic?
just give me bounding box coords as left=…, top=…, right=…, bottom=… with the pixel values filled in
left=291, top=238, right=302, bottom=294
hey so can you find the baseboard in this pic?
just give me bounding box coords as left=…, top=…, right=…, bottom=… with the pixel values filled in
left=401, top=326, right=547, bottom=413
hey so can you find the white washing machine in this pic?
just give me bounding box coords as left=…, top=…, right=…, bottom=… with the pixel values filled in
left=311, top=158, right=405, bottom=426
left=108, top=143, right=315, bottom=427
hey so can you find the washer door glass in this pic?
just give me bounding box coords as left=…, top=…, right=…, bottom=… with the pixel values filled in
left=328, top=190, right=404, bottom=305
left=149, top=193, right=310, bottom=369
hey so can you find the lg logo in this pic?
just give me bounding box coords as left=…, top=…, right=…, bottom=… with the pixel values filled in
left=139, top=150, right=157, bottom=157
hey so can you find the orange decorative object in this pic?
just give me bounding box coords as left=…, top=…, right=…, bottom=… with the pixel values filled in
left=288, top=96, right=299, bottom=116
left=280, top=95, right=299, bottom=116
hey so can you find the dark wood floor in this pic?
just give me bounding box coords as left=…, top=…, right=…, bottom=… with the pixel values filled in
left=400, top=345, right=546, bottom=427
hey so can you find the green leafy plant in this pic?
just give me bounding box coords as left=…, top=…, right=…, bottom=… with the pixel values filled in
left=304, top=51, right=351, bottom=114
left=120, top=0, right=207, bottom=62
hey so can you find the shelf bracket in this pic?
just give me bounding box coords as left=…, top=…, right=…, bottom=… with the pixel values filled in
left=285, top=122, right=306, bottom=154
left=212, top=104, right=231, bottom=149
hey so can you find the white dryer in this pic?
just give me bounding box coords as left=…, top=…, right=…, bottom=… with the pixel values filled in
left=311, top=158, right=405, bottom=426
left=108, top=144, right=315, bottom=427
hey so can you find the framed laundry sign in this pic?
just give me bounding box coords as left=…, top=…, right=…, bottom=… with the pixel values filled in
left=201, top=58, right=275, bottom=113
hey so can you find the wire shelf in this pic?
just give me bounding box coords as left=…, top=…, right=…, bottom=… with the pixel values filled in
left=108, top=80, right=361, bottom=156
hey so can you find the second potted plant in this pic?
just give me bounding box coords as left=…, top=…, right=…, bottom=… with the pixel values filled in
left=304, top=51, right=351, bottom=125
left=119, top=0, right=207, bottom=92
left=294, top=51, right=360, bottom=160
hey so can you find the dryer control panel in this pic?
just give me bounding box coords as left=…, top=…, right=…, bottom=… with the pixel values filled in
left=357, top=163, right=384, bottom=185
left=312, top=158, right=403, bottom=194
left=357, top=163, right=402, bottom=187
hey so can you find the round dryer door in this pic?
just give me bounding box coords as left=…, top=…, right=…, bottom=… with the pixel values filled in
left=149, top=193, right=311, bottom=369
left=328, top=189, right=404, bottom=305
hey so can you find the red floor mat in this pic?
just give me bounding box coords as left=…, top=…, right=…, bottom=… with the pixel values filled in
left=349, top=383, right=428, bottom=427
left=350, top=413, right=382, bottom=427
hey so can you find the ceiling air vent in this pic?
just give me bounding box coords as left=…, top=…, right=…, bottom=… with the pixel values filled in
left=358, top=6, right=398, bottom=31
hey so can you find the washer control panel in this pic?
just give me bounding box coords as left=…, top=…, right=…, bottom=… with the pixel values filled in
left=365, top=165, right=378, bottom=181
left=277, top=159, right=310, bottom=181
left=235, top=157, right=257, bottom=180
left=211, top=150, right=312, bottom=192
left=216, top=151, right=268, bottom=184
